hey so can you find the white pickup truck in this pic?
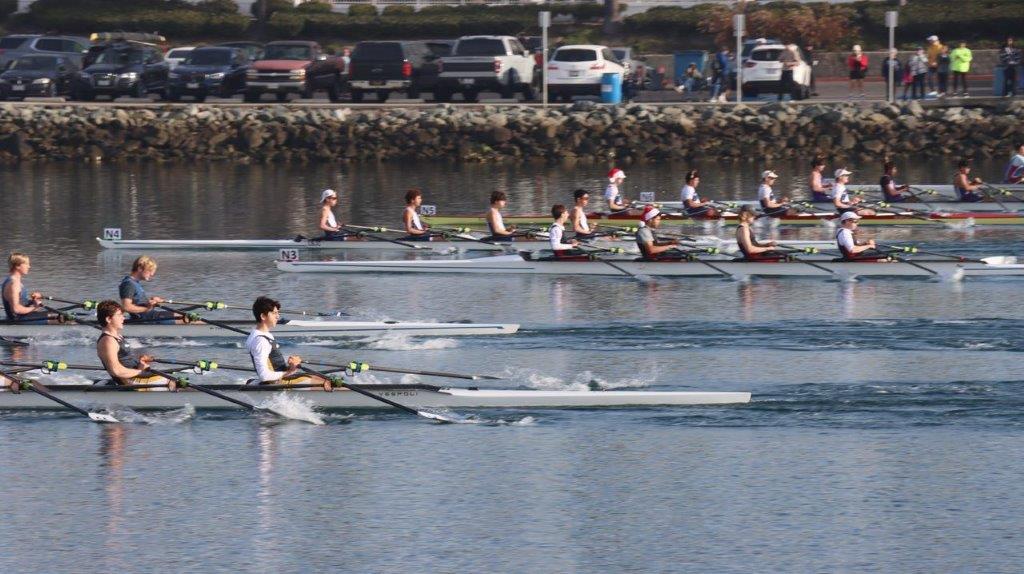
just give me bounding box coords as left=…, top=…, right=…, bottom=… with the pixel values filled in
left=435, top=35, right=538, bottom=102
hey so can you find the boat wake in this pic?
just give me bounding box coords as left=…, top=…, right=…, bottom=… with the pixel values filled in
left=418, top=409, right=538, bottom=426
left=111, top=404, right=196, bottom=425
left=361, top=334, right=459, bottom=351
left=258, top=392, right=326, bottom=425
left=508, top=368, right=653, bottom=391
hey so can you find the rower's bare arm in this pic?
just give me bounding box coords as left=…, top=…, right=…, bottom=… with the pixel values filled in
left=98, top=338, right=144, bottom=380
left=319, top=210, right=339, bottom=232
left=5, top=280, right=40, bottom=314
left=120, top=297, right=151, bottom=314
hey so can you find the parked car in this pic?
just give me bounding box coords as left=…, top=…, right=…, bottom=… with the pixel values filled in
left=610, top=46, right=645, bottom=77
left=243, top=41, right=344, bottom=103
left=348, top=40, right=442, bottom=102
left=0, top=35, right=90, bottom=69
left=164, top=46, right=195, bottom=70
left=166, top=47, right=248, bottom=102
left=83, top=32, right=165, bottom=68
left=73, top=41, right=169, bottom=101
left=0, top=55, right=77, bottom=100
left=217, top=41, right=264, bottom=62
left=436, top=35, right=538, bottom=102
left=741, top=42, right=812, bottom=100
left=546, top=44, right=626, bottom=102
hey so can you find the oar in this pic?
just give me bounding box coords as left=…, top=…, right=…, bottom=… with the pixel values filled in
left=42, top=296, right=100, bottom=311
left=977, top=182, right=1016, bottom=209
left=860, top=201, right=955, bottom=226
left=163, top=299, right=348, bottom=318
left=0, top=336, right=30, bottom=347
left=875, top=243, right=987, bottom=263
left=2, top=367, right=118, bottom=423
left=159, top=306, right=247, bottom=335
left=305, top=360, right=502, bottom=381
left=298, top=365, right=454, bottom=422
left=143, top=365, right=309, bottom=421
left=339, top=225, right=433, bottom=250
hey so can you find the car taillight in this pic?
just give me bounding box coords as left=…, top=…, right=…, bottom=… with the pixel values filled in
left=743, top=61, right=757, bottom=68
left=402, top=60, right=412, bottom=77
left=590, top=62, right=605, bottom=70
left=494, top=59, right=502, bottom=73
left=547, top=64, right=558, bottom=71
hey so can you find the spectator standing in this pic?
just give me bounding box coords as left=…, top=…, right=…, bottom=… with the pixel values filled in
left=709, top=47, right=728, bottom=102
left=778, top=44, right=800, bottom=101
left=881, top=49, right=902, bottom=100
left=804, top=43, right=818, bottom=96
left=909, top=47, right=928, bottom=100
left=936, top=45, right=951, bottom=97
left=341, top=47, right=352, bottom=76
left=950, top=41, right=972, bottom=97
left=998, top=37, right=1021, bottom=97
left=847, top=45, right=868, bottom=98
left=925, top=35, right=944, bottom=95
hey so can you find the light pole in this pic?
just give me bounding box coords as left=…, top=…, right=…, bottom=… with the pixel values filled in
left=886, top=10, right=898, bottom=103
left=539, top=10, right=550, bottom=107
left=733, top=13, right=744, bottom=103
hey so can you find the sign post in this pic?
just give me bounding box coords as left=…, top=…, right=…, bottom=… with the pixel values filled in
left=539, top=10, right=551, bottom=107
left=885, top=11, right=898, bottom=103
left=733, top=13, right=744, bottom=103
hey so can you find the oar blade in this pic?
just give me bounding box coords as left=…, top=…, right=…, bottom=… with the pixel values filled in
left=417, top=410, right=457, bottom=423
left=88, top=412, right=120, bottom=423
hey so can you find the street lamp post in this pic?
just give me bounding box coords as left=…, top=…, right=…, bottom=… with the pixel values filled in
left=733, top=13, right=744, bottom=103
left=886, top=11, right=898, bottom=103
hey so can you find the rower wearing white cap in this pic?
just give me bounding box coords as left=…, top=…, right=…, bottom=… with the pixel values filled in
left=400, top=188, right=432, bottom=241
left=604, top=168, right=630, bottom=211
left=757, top=170, right=794, bottom=217
left=635, top=206, right=679, bottom=259
left=318, top=188, right=346, bottom=240
left=679, top=169, right=719, bottom=218
left=835, top=212, right=882, bottom=260
left=831, top=168, right=876, bottom=216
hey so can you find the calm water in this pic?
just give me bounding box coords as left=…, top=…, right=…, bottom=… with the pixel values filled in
left=2, top=158, right=1024, bottom=573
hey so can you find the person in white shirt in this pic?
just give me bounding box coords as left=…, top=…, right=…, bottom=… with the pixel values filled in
left=318, top=188, right=346, bottom=240
left=604, top=168, right=630, bottom=211
left=835, top=212, right=881, bottom=260
left=246, top=296, right=331, bottom=390
left=679, top=169, right=719, bottom=218
left=571, top=188, right=596, bottom=240
left=1004, top=142, right=1024, bottom=184
left=548, top=204, right=582, bottom=256
left=831, top=168, right=875, bottom=215
left=401, top=187, right=432, bottom=241
left=757, top=170, right=794, bottom=217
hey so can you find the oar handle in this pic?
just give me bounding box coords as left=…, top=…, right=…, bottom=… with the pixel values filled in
left=299, top=365, right=421, bottom=416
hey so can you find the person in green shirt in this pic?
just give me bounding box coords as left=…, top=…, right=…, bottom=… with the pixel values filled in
left=950, top=42, right=972, bottom=97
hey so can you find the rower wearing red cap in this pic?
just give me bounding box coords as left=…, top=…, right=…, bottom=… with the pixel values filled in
left=635, top=206, right=680, bottom=259
left=604, top=168, right=631, bottom=212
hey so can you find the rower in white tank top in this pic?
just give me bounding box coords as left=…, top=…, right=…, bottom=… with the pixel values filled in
left=401, top=188, right=431, bottom=241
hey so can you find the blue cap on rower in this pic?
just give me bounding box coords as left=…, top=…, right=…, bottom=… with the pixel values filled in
left=320, top=189, right=337, bottom=202
left=839, top=211, right=861, bottom=223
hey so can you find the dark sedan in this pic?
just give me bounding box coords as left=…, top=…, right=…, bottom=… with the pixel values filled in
left=166, top=47, right=249, bottom=102
left=0, top=55, right=77, bottom=100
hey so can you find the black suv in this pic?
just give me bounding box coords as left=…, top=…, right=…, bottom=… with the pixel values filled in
left=166, top=47, right=248, bottom=102
left=73, top=42, right=168, bottom=101
left=0, top=55, right=77, bottom=100
left=348, top=40, right=443, bottom=102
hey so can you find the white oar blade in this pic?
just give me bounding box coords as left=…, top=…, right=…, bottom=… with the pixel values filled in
left=88, top=412, right=120, bottom=423
left=417, top=410, right=457, bottom=423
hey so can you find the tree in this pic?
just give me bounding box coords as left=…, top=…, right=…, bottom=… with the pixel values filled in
left=603, top=0, right=618, bottom=35
left=698, top=1, right=858, bottom=51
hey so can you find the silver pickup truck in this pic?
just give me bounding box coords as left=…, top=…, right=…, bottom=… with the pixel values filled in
left=435, top=35, right=538, bottom=102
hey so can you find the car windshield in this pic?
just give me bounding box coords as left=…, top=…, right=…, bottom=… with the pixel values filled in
left=95, top=49, right=144, bottom=65
left=455, top=39, right=505, bottom=57
left=353, top=43, right=403, bottom=60
left=262, top=45, right=312, bottom=60
left=167, top=49, right=193, bottom=59
left=0, top=37, right=28, bottom=49
left=9, top=56, right=57, bottom=70
left=186, top=50, right=231, bottom=66
left=751, top=49, right=783, bottom=62
left=554, top=49, right=598, bottom=62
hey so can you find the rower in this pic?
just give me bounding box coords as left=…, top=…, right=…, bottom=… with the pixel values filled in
left=318, top=189, right=347, bottom=241
left=604, top=168, right=630, bottom=212
left=548, top=204, right=581, bottom=257
left=831, top=168, right=875, bottom=215
left=118, top=256, right=179, bottom=324
left=2, top=253, right=56, bottom=324
left=880, top=161, right=911, bottom=202
left=571, top=188, right=596, bottom=240
left=809, top=157, right=833, bottom=202
left=757, top=170, right=795, bottom=217
left=679, top=169, right=719, bottom=218
left=400, top=188, right=432, bottom=241
left=95, top=299, right=167, bottom=389
left=635, top=206, right=679, bottom=259
left=1003, top=142, right=1024, bottom=184
left=484, top=191, right=516, bottom=242
left=835, top=212, right=882, bottom=260
left=954, top=158, right=986, bottom=202
left=246, top=296, right=331, bottom=390
left=735, top=206, right=786, bottom=261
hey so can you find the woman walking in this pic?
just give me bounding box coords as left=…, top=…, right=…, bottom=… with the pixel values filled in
left=847, top=45, right=868, bottom=98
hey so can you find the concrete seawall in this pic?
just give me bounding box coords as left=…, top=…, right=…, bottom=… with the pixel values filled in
left=0, top=100, right=1021, bottom=165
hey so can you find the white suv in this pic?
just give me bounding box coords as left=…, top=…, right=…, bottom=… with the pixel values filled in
left=546, top=45, right=626, bottom=102
left=741, top=43, right=812, bottom=100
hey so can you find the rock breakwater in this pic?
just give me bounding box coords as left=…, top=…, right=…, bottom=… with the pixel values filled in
left=0, top=100, right=1021, bottom=164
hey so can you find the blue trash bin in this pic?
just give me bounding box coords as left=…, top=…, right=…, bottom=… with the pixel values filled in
left=601, top=72, right=622, bottom=104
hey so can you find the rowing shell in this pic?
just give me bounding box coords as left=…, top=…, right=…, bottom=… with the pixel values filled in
left=650, top=199, right=1024, bottom=214
left=845, top=183, right=1024, bottom=198
left=96, top=236, right=836, bottom=255
left=275, top=254, right=1023, bottom=280
left=424, top=211, right=1024, bottom=227
left=0, top=383, right=751, bottom=409
left=0, top=319, right=520, bottom=338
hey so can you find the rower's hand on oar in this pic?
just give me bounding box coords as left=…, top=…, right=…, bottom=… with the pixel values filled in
left=138, top=354, right=154, bottom=368
left=148, top=296, right=165, bottom=306
left=287, top=355, right=302, bottom=369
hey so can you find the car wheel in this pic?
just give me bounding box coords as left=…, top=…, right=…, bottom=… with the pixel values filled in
left=134, top=80, right=147, bottom=99
left=377, top=90, right=389, bottom=103
left=276, top=92, right=289, bottom=102
left=350, top=89, right=364, bottom=103
left=165, top=89, right=180, bottom=102
left=243, top=90, right=260, bottom=103
left=463, top=90, right=479, bottom=103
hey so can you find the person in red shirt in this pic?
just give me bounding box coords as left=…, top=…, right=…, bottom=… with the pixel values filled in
left=847, top=45, right=868, bottom=98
